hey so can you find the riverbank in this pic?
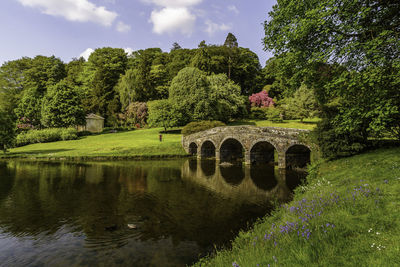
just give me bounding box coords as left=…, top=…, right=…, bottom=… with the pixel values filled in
left=194, top=147, right=400, bottom=266
left=1, top=128, right=186, bottom=159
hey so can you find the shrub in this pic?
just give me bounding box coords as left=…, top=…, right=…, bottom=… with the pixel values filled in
left=250, top=107, right=267, bottom=119
left=266, top=107, right=283, bottom=122
left=182, top=121, right=226, bottom=136
left=249, top=90, right=275, bottom=107
left=16, top=128, right=78, bottom=147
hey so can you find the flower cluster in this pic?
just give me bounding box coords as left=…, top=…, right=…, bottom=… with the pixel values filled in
left=249, top=90, right=275, bottom=108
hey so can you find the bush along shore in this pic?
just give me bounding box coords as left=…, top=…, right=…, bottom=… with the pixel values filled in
left=194, top=147, right=400, bottom=267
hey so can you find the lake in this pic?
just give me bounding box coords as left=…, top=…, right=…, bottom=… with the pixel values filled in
left=0, top=159, right=306, bottom=266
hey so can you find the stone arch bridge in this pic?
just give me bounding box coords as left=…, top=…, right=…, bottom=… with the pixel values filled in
left=182, top=126, right=311, bottom=169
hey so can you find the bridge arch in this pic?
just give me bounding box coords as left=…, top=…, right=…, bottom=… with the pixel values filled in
left=219, top=137, right=245, bottom=162
left=200, top=140, right=216, bottom=158
left=285, top=144, right=311, bottom=169
left=249, top=139, right=277, bottom=165
left=189, top=142, right=198, bottom=155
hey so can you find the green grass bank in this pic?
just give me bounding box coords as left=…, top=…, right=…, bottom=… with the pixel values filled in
left=1, top=127, right=186, bottom=159
left=1, top=119, right=317, bottom=159
left=194, top=147, right=400, bottom=267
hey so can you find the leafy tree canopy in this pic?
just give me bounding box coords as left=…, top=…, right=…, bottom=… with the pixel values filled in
left=41, top=79, right=85, bottom=128
left=264, top=0, right=400, bottom=158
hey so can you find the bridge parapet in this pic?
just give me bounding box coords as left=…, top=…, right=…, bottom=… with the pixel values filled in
left=182, top=126, right=311, bottom=169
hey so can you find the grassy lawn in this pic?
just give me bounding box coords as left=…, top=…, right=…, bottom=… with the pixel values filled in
left=2, top=127, right=186, bottom=159
left=229, top=118, right=320, bottom=130
left=1, top=119, right=319, bottom=159
left=194, top=147, right=400, bottom=266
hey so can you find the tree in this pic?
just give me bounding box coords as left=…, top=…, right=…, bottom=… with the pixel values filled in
left=147, top=100, right=182, bottom=131
left=282, top=84, right=318, bottom=122
left=208, top=74, right=247, bottom=122
left=41, top=80, right=85, bottom=128
left=224, top=33, right=238, bottom=79
left=191, top=46, right=211, bottom=74
left=0, top=110, right=15, bottom=153
left=249, top=90, right=274, bottom=108
left=82, top=47, right=128, bottom=124
left=0, top=57, right=32, bottom=116
left=14, top=56, right=66, bottom=127
left=168, top=67, right=215, bottom=124
left=171, top=42, right=182, bottom=51
left=264, top=0, right=400, bottom=157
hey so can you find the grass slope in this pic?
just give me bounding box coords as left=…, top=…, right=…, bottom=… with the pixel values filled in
left=194, top=147, right=400, bottom=267
left=3, top=128, right=186, bottom=159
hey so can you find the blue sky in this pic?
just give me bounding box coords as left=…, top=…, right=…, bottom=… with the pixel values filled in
left=0, top=0, right=276, bottom=66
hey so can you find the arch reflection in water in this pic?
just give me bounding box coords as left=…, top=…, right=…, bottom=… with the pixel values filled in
left=201, top=140, right=216, bottom=158
left=250, top=141, right=276, bottom=165
left=220, top=138, right=244, bottom=162
left=200, top=159, right=216, bottom=177
left=250, top=164, right=278, bottom=191
left=188, top=158, right=198, bottom=172
left=286, top=145, right=311, bottom=169
left=220, top=163, right=245, bottom=186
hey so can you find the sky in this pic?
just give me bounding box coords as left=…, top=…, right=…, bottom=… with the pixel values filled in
left=0, top=0, right=276, bottom=67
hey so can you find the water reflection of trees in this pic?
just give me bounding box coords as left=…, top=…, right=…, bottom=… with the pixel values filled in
left=0, top=160, right=273, bottom=250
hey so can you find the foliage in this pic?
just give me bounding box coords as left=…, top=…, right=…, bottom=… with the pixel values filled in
left=120, top=102, right=148, bottom=128
left=264, top=0, right=400, bottom=158
left=265, top=107, right=283, bottom=122
left=208, top=73, right=247, bottom=122
left=167, top=68, right=246, bottom=125
left=250, top=107, right=267, bottom=120
left=16, top=128, right=77, bottom=147
left=181, top=121, right=226, bottom=136
left=147, top=100, right=182, bottom=132
left=41, top=80, right=85, bottom=128
left=0, top=57, right=32, bottom=116
left=249, top=90, right=274, bottom=108
left=281, top=84, right=319, bottom=121
left=0, top=110, right=16, bottom=152
left=14, top=56, right=66, bottom=127
left=82, top=47, right=128, bottom=125
left=168, top=67, right=215, bottom=124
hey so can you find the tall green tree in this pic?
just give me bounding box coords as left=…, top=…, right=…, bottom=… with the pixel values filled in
left=264, top=0, right=400, bottom=158
left=0, top=57, right=32, bottom=116
left=0, top=110, right=15, bottom=153
left=83, top=47, right=128, bottom=125
left=168, top=67, right=215, bottom=124
left=208, top=73, right=247, bottom=122
left=41, top=80, right=85, bottom=128
left=224, top=32, right=238, bottom=79
left=14, top=56, right=66, bottom=127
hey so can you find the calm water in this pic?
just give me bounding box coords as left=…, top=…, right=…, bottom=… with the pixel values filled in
left=0, top=159, right=306, bottom=267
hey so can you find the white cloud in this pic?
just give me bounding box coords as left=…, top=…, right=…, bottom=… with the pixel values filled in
left=204, top=20, right=231, bottom=35
left=124, top=47, right=134, bottom=55
left=228, top=5, right=239, bottom=15
left=144, top=0, right=201, bottom=35
left=17, top=0, right=118, bottom=26
left=143, top=0, right=202, bottom=8
left=150, top=7, right=196, bottom=36
left=116, top=21, right=131, bottom=32
left=79, top=48, right=94, bottom=60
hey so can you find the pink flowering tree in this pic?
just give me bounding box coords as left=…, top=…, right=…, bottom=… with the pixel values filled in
left=249, top=90, right=275, bottom=107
